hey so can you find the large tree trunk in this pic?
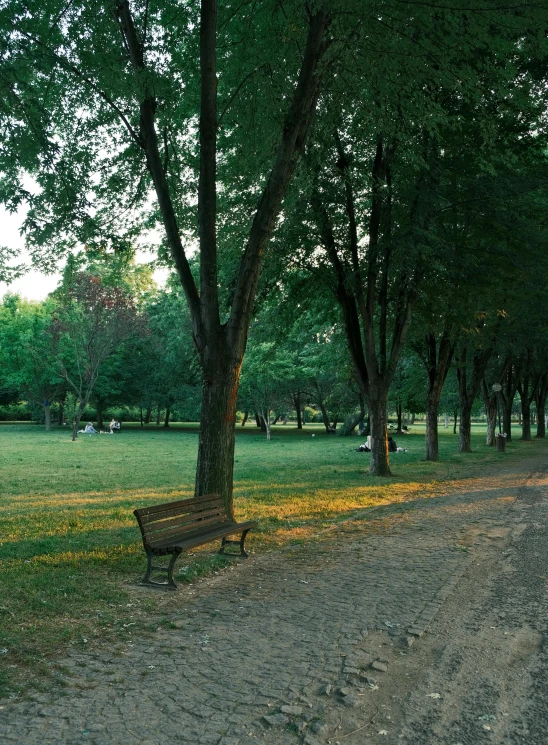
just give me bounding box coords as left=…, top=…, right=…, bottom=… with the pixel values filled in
left=44, top=403, right=51, bottom=431
left=319, top=400, right=331, bottom=433
left=263, top=409, right=271, bottom=440
left=396, top=403, right=403, bottom=434
left=72, top=399, right=87, bottom=441
left=520, top=396, right=532, bottom=440
left=369, top=393, right=391, bottom=476
left=156, top=407, right=161, bottom=426
left=241, top=411, right=248, bottom=427
left=423, top=330, right=454, bottom=461
left=482, top=380, right=497, bottom=446
left=163, top=405, right=171, bottom=428
left=517, top=359, right=537, bottom=442
left=501, top=364, right=519, bottom=442
left=425, top=392, right=442, bottom=461
left=537, top=411, right=546, bottom=438
left=535, top=378, right=547, bottom=438
left=486, top=404, right=497, bottom=446
left=459, top=403, right=472, bottom=453
left=144, top=406, right=152, bottom=424
left=453, top=407, right=458, bottom=434
left=294, top=393, right=303, bottom=429
left=503, top=402, right=512, bottom=442
left=456, top=342, right=494, bottom=453
left=195, top=361, right=240, bottom=518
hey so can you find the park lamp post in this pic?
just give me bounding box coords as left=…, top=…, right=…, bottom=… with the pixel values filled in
left=492, top=383, right=506, bottom=451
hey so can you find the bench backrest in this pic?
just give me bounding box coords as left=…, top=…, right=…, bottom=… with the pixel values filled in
left=134, top=493, right=229, bottom=549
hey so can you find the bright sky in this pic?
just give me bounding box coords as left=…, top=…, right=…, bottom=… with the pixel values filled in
left=0, top=207, right=167, bottom=301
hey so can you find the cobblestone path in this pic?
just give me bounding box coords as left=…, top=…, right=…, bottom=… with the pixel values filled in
left=0, top=456, right=540, bottom=745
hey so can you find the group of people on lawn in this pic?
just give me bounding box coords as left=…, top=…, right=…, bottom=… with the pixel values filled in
left=80, top=419, right=121, bottom=435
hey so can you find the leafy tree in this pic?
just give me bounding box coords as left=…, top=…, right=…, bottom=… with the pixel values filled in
left=0, top=295, right=62, bottom=429
left=1, top=0, right=337, bottom=513
left=51, top=271, right=144, bottom=439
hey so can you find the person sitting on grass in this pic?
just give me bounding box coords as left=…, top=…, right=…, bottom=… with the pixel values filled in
left=78, top=422, right=97, bottom=434
left=110, top=419, right=121, bottom=433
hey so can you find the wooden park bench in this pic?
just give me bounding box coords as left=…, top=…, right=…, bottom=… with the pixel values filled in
left=134, top=493, right=257, bottom=590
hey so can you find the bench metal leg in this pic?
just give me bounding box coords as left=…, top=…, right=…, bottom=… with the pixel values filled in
left=218, top=529, right=251, bottom=558
left=140, top=550, right=180, bottom=590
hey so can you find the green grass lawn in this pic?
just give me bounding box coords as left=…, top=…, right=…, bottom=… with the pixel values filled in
left=0, top=421, right=544, bottom=696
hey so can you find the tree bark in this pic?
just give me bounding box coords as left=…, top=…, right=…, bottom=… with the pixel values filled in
left=144, top=406, right=152, bottom=424
left=485, top=403, right=497, bottom=446
left=163, top=405, right=171, bottom=428
left=195, top=359, right=240, bottom=519
left=156, top=407, right=161, bottom=425
left=481, top=380, right=497, bottom=446
left=517, top=357, right=537, bottom=442
left=502, top=402, right=512, bottom=441
left=319, top=400, right=331, bottom=432
left=57, top=404, right=64, bottom=426
left=456, top=342, right=494, bottom=453
left=501, top=364, right=519, bottom=442
left=396, top=403, right=403, bottom=434
left=459, top=404, right=472, bottom=453
left=44, top=403, right=51, bottom=431
left=241, top=411, right=248, bottom=426
left=535, top=374, right=548, bottom=438
left=293, top=393, right=303, bottom=429
left=72, top=399, right=88, bottom=441
left=369, top=393, right=391, bottom=476
left=521, top=398, right=532, bottom=440
left=425, top=393, right=441, bottom=461
left=264, top=409, right=271, bottom=440
left=419, top=329, right=455, bottom=461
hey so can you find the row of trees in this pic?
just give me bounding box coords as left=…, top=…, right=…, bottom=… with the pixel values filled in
left=1, top=251, right=547, bottom=450
left=2, top=0, right=548, bottom=514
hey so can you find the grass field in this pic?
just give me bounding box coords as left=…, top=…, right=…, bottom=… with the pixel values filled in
left=1, top=421, right=545, bottom=696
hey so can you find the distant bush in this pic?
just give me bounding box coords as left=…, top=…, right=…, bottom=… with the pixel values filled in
left=0, top=402, right=32, bottom=421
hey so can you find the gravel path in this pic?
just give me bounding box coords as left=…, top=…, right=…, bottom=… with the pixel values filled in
left=1, top=454, right=546, bottom=745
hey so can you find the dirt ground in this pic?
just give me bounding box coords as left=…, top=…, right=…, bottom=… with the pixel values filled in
left=298, top=465, right=548, bottom=745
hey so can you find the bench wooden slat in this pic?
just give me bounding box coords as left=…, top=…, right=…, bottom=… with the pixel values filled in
left=144, top=514, right=232, bottom=547
left=138, top=501, right=224, bottom=526
left=135, top=493, right=222, bottom=519
left=139, top=506, right=227, bottom=536
left=159, top=520, right=258, bottom=552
